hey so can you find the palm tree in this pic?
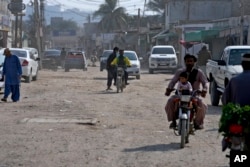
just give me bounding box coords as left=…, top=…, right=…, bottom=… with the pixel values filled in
left=93, top=0, right=127, bottom=33
left=146, top=0, right=166, bottom=22
left=146, top=0, right=166, bottom=14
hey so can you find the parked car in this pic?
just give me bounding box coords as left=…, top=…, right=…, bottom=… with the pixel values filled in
left=100, top=50, right=112, bottom=71
left=0, top=52, right=5, bottom=92
left=148, top=45, right=178, bottom=74
left=0, top=48, right=40, bottom=83
left=64, top=51, right=87, bottom=72
left=206, top=45, right=250, bottom=106
left=124, top=50, right=141, bottom=79
left=42, top=49, right=61, bottom=69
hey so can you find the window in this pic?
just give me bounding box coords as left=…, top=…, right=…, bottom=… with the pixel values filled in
left=228, top=49, right=250, bottom=65
left=11, top=50, right=27, bottom=58
left=152, top=47, right=175, bottom=54
left=124, top=52, right=137, bottom=60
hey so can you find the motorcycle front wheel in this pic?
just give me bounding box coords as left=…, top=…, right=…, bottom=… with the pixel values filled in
left=180, top=119, right=187, bottom=148
left=116, top=77, right=121, bottom=93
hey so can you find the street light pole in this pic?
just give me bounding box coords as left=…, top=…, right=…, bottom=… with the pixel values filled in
left=239, top=0, right=244, bottom=45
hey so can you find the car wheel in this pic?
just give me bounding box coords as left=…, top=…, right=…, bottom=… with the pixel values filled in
left=136, top=75, right=140, bottom=80
left=149, top=68, right=154, bottom=74
left=65, top=67, right=69, bottom=72
left=32, top=69, right=38, bottom=81
left=210, top=80, right=221, bottom=106
left=25, top=71, right=32, bottom=83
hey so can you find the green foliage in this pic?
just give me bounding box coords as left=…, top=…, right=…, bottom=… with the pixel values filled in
left=93, top=0, right=127, bottom=33
left=219, top=103, right=250, bottom=136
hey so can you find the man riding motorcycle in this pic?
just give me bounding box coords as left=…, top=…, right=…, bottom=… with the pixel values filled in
left=111, top=49, right=131, bottom=85
left=165, top=54, right=208, bottom=130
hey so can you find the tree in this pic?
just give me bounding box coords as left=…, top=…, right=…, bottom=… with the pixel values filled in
left=23, top=14, right=37, bottom=48
left=93, top=0, right=127, bottom=33
left=146, top=0, right=166, bottom=22
left=146, top=0, right=166, bottom=14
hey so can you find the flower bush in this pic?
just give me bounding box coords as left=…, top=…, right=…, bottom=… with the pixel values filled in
left=218, top=103, right=250, bottom=137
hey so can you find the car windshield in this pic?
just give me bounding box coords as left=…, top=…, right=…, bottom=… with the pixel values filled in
left=10, top=50, right=27, bottom=58
left=67, top=52, right=83, bottom=57
left=45, top=50, right=60, bottom=55
left=102, top=51, right=112, bottom=58
left=152, top=47, right=175, bottom=54
left=124, top=52, right=137, bottom=60
left=228, top=49, right=250, bottom=65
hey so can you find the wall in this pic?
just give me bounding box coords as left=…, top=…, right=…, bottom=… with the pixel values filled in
left=166, top=0, right=232, bottom=28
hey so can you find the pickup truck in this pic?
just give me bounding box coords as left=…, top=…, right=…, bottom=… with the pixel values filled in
left=206, top=45, right=250, bottom=106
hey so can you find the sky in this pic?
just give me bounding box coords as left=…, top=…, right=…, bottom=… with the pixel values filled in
left=22, top=0, right=152, bottom=16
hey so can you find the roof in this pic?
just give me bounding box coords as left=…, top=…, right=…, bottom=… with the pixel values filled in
left=224, top=45, right=250, bottom=49
left=152, top=30, right=177, bottom=39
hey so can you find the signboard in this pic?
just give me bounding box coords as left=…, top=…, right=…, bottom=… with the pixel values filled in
left=52, top=30, right=76, bottom=37
left=7, top=1, right=26, bottom=14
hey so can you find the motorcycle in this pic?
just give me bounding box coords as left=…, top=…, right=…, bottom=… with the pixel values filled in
left=116, top=66, right=126, bottom=93
left=90, top=55, right=97, bottom=67
left=219, top=103, right=250, bottom=166
left=171, top=89, right=201, bottom=148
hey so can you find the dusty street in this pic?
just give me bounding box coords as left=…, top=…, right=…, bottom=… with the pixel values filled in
left=0, top=65, right=229, bottom=167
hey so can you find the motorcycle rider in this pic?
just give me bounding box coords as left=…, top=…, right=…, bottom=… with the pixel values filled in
left=106, top=47, right=119, bottom=90
left=165, top=54, right=208, bottom=130
left=111, top=49, right=131, bottom=85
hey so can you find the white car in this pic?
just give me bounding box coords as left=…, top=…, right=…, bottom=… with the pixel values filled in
left=124, top=50, right=141, bottom=80
left=149, top=45, right=178, bottom=74
left=0, top=48, right=40, bottom=83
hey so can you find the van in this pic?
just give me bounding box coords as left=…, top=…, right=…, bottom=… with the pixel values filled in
left=148, top=45, right=178, bottom=74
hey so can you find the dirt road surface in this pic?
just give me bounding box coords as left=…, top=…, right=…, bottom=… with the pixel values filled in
left=0, top=65, right=229, bottom=167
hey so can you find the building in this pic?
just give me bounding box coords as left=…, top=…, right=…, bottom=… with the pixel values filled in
left=0, top=0, right=12, bottom=48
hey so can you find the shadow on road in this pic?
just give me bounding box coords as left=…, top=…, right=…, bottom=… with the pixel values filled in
left=122, top=143, right=181, bottom=152
left=93, top=77, right=107, bottom=80
left=206, top=105, right=223, bottom=115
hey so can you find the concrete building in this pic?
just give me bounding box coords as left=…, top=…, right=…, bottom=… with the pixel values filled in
left=0, top=0, right=12, bottom=48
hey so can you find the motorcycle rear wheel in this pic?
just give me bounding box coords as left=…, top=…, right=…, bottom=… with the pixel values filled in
left=180, top=119, right=187, bottom=148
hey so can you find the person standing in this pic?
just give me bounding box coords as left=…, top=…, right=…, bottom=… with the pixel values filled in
left=222, top=53, right=250, bottom=106
left=0, top=48, right=22, bottom=102
left=60, top=48, right=67, bottom=68
left=106, top=47, right=119, bottom=90
left=197, top=45, right=211, bottom=75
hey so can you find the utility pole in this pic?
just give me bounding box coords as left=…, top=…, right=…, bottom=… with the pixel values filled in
left=239, top=0, right=244, bottom=45
left=34, top=0, right=42, bottom=68
left=137, top=8, right=141, bottom=56
left=40, top=0, right=45, bottom=53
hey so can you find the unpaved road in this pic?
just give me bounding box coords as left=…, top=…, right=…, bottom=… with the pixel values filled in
left=0, top=65, right=229, bottom=167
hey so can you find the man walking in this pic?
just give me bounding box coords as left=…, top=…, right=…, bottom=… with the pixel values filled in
left=197, top=45, right=211, bottom=74
left=106, top=47, right=119, bottom=90
left=1, top=48, right=22, bottom=102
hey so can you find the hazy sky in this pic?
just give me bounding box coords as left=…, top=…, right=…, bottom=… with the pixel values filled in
left=22, top=0, right=150, bottom=15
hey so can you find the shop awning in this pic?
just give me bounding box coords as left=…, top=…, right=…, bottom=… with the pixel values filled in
left=152, top=30, right=177, bottom=40
left=185, top=29, right=220, bottom=42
